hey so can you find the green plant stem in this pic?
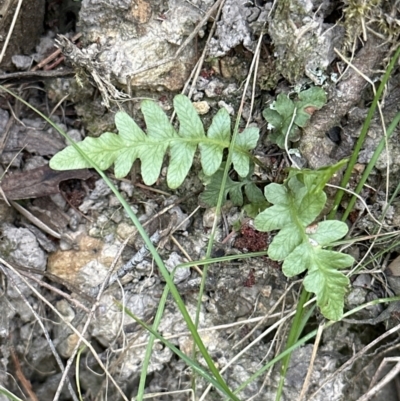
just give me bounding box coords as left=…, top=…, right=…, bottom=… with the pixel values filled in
left=75, top=346, right=85, bottom=401
left=0, top=85, right=239, bottom=401
left=136, top=276, right=171, bottom=400
left=192, top=64, right=255, bottom=393
left=0, top=386, right=24, bottom=401
left=120, top=304, right=236, bottom=397
left=328, top=45, right=400, bottom=220
left=178, top=251, right=269, bottom=268
left=275, top=287, right=312, bottom=401
left=231, top=295, right=400, bottom=398
left=191, top=95, right=244, bottom=396
left=196, top=51, right=259, bottom=303
left=196, top=113, right=244, bottom=317
left=342, top=110, right=400, bottom=222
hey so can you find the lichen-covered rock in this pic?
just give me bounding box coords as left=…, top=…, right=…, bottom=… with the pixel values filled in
left=268, top=0, right=344, bottom=83
left=0, top=225, right=47, bottom=272
left=208, top=0, right=263, bottom=57
left=77, top=0, right=215, bottom=91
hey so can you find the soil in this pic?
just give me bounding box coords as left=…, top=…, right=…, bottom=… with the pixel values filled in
left=1, top=1, right=400, bottom=401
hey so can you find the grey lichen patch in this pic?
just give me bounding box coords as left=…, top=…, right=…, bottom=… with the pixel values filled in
left=0, top=225, right=47, bottom=270
left=208, top=0, right=261, bottom=57
left=269, top=0, right=343, bottom=83
left=76, top=0, right=211, bottom=92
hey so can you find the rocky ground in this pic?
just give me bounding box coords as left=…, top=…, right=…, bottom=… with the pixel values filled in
left=1, top=1, right=400, bottom=400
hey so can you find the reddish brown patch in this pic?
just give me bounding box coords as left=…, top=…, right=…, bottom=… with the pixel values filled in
left=60, top=180, right=86, bottom=208
left=348, top=210, right=359, bottom=224
left=266, top=258, right=282, bottom=270
left=243, top=269, right=255, bottom=287
left=234, top=224, right=269, bottom=252
left=200, top=68, right=215, bottom=79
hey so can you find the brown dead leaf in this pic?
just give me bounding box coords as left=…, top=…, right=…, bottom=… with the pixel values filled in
left=0, top=165, right=92, bottom=200
left=0, top=125, right=67, bottom=166
left=29, top=197, right=71, bottom=233
left=304, top=106, right=318, bottom=115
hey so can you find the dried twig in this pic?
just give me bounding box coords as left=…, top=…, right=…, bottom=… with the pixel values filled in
left=0, top=262, right=79, bottom=401
left=308, top=323, right=400, bottom=400
left=356, top=357, right=400, bottom=401
left=0, top=0, right=23, bottom=64
left=9, top=200, right=62, bottom=239
left=0, top=69, right=74, bottom=81
left=55, top=35, right=129, bottom=109
left=10, top=345, right=39, bottom=401
left=298, top=324, right=324, bottom=401
left=32, top=33, right=82, bottom=71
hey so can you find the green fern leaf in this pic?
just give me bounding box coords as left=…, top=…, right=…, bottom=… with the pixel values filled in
left=200, top=164, right=265, bottom=209
left=254, top=168, right=354, bottom=321
left=200, top=108, right=230, bottom=176
left=262, top=87, right=327, bottom=148
left=232, top=127, right=259, bottom=177
left=50, top=95, right=259, bottom=190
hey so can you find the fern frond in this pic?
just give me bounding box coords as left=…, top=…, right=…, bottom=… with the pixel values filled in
left=50, top=95, right=259, bottom=189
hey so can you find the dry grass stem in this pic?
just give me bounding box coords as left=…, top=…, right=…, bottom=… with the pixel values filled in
left=170, top=235, right=203, bottom=276
left=357, top=357, right=400, bottom=401
left=308, top=323, right=400, bottom=400
left=325, top=183, right=382, bottom=227
left=9, top=200, right=62, bottom=238
left=246, top=21, right=266, bottom=129
left=182, top=0, right=225, bottom=100
left=232, top=281, right=299, bottom=350
left=0, top=0, right=23, bottom=64
left=0, top=255, right=129, bottom=400
left=0, top=260, right=79, bottom=401
left=298, top=323, right=325, bottom=401
left=131, top=388, right=195, bottom=400
left=199, top=305, right=299, bottom=401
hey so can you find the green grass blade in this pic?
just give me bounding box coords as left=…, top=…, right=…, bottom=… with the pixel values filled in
left=341, top=110, right=400, bottom=221
left=0, top=387, right=24, bottom=401
left=328, top=46, right=400, bottom=220
left=119, top=303, right=240, bottom=399
left=75, top=346, right=86, bottom=401
left=135, top=276, right=174, bottom=400
left=274, top=288, right=311, bottom=401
